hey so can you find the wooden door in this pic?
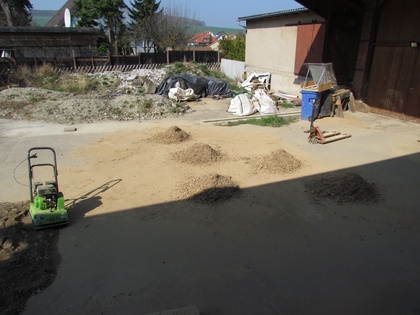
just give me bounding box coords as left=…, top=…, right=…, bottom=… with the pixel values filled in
left=367, top=0, right=420, bottom=121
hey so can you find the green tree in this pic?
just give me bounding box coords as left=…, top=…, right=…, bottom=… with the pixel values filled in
left=129, top=0, right=161, bottom=21
left=128, top=0, right=162, bottom=53
left=219, top=33, right=246, bottom=61
left=0, top=0, right=32, bottom=26
left=74, top=0, right=99, bottom=27
left=74, top=0, right=127, bottom=54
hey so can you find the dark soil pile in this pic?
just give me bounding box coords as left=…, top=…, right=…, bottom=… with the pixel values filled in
left=178, top=173, right=241, bottom=204
left=0, top=201, right=59, bottom=315
left=173, top=143, right=223, bottom=164
left=305, top=172, right=379, bottom=203
left=149, top=126, right=190, bottom=144
left=253, top=149, right=302, bottom=174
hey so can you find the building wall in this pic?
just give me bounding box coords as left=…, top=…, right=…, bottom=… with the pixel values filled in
left=355, top=0, right=420, bottom=122
left=221, top=58, right=245, bottom=81
left=244, top=12, right=324, bottom=95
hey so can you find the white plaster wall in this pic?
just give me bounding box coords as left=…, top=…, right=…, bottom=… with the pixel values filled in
left=221, top=58, right=245, bottom=80
left=243, top=11, right=324, bottom=95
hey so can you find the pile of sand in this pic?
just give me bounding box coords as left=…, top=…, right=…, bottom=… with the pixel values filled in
left=173, top=143, right=224, bottom=165
left=178, top=173, right=241, bottom=204
left=252, top=149, right=302, bottom=174
left=149, top=126, right=190, bottom=144
left=305, top=172, right=379, bottom=203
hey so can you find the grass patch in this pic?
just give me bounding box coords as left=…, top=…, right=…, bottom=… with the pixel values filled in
left=166, top=61, right=190, bottom=76
left=277, top=100, right=295, bottom=108
left=227, top=116, right=297, bottom=127
left=11, top=65, right=116, bottom=94
left=139, top=98, right=154, bottom=114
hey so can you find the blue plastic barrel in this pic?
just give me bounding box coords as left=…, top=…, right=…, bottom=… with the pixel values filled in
left=300, top=90, right=319, bottom=120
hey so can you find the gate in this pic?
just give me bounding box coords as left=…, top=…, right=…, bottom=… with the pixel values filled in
left=367, top=0, right=420, bottom=122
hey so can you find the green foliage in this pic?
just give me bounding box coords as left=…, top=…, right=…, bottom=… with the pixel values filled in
left=0, top=0, right=32, bottom=26
left=227, top=116, right=297, bottom=127
left=74, top=0, right=99, bottom=27
left=230, top=85, right=248, bottom=93
left=278, top=100, right=295, bottom=108
left=141, top=98, right=154, bottom=113
left=166, top=61, right=190, bottom=75
left=129, top=0, right=161, bottom=22
left=219, top=33, right=246, bottom=61
left=74, top=0, right=126, bottom=54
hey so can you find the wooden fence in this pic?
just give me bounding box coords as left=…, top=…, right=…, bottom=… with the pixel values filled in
left=54, top=62, right=220, bottom=74
left=0, top=50, right=220, bottom=83
left=3, top=50, right=219, bottom=68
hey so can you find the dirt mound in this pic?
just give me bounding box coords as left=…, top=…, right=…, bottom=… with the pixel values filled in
left=173, top=143, right=223, bottom=164
left=150, top=126, right=190, bottom=144
left=252, top=149, right=302, bottom=174
left=0, top=201, right=59, bottom=315
left=178, top=173, right=241, bottom=204
left=305, top=172, right=379, bottom=203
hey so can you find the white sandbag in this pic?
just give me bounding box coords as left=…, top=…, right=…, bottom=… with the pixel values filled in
left=168, top=87, right=196, bottom=101
left=227, top=94, right=257, bottom=116
left=252, top=89, right=277, bottom=114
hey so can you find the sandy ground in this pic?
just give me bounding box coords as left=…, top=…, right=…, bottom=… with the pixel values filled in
left=1, top=98, right=420, bottom=314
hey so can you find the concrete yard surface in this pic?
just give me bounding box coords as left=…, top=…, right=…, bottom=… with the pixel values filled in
left=1, top=99, right=420, bottom=315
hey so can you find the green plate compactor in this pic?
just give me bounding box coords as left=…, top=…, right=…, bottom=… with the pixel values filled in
left=27, top=147, right=68, bottom=229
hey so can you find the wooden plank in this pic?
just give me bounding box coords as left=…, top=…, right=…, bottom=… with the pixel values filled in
left=349, top=92, right=356, bottom=112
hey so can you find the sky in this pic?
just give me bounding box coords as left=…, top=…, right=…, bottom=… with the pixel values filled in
left=30, top=0, right=302, bottom=29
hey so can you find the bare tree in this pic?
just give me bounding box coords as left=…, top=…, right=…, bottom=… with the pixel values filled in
left=141, top=2, right=196, bottom=52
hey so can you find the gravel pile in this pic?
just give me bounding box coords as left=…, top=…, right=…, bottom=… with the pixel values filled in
left=0, top=66, right=194, bottom=124
left=0, top=87, right=192, bottom=123
left=305, top=172, right=379, bottom=203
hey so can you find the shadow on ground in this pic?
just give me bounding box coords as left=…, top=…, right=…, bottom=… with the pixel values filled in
left=22, top=153, right=420, bottom=315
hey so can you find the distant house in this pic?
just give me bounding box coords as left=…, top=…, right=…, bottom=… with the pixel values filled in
left=238, top=8, right=325, bottom=95
left=210, top=34, right=238, bottom=51
left=189, top=31, right=216, bottom=49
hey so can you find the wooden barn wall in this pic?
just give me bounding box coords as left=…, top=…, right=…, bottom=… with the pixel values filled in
left=296, top=0, right=363, bottom=85
left=294, top=23, right=325, bottom=76
left=366, top=0, right=420, bottom=122
left=324, top=7, right=363, bottom=85
left=0, top=27, right=99, bottom=48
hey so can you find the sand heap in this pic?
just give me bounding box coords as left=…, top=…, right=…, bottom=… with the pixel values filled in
left=149, top=126, right=190, bottom=144
left=305, top=172, right=379, bottom=203
left=253, top=149, right=302, bottom=174
left=178, top=173, right=241, bottom=204
left=173, top=143, right=223, bottom=165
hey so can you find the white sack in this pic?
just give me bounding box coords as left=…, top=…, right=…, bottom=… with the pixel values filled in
left=168, top=87, right=196, bottom=101
left=252, top=89, right=277, bottom=114
left=227, top=94, right=257, bottom=116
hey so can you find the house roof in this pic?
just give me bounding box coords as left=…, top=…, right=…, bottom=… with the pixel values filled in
left=190, top=31, right=215, bottom=45
left=237, top=7, right=309, bottom=22
left=45, top=0, right=76, bottom=27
